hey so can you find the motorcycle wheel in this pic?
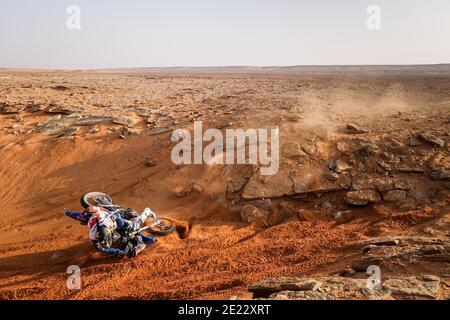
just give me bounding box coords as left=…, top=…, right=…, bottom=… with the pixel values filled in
left=80, top=192, right=113, bottom=209
left=148, top=217, right=176, bottom=236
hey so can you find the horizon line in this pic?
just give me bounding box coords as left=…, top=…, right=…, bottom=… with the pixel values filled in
left=1, top=63, right=449, bottom=72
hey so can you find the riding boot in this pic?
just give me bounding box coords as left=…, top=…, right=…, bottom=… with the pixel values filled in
left=135, top=208, right=153, bottom=225
left=140, top=233, right=157, bottom=244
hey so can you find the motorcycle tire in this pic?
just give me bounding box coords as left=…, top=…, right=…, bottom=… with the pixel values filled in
left=80, top=192, right=113, bottom=209
left=148, top=217, right=176, bottom=236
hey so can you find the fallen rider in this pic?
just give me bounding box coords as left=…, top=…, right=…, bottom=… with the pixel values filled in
left=87, top=205, right=157, bottom=258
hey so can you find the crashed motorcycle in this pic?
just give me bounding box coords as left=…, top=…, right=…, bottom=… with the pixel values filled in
left=65, top=192, right=175, bottom=256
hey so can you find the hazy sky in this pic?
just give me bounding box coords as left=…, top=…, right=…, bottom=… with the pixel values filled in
left=0, top=0, right=449, bottom=69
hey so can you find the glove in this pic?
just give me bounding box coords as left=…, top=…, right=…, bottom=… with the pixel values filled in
left=124, top=208, right=137, bottom=219
left=143, top=208, right=156, bottom=219
left=124, top=242, right=137, bottom=258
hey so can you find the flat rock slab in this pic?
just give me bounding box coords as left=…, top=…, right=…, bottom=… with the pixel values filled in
left=382, top=190, right=407, bottom=202
left=345, top=190, right=382, bottom=206
left=282, top=142, right=306, bottom=158
left=45, top=105, right=73, bottom=115
left=113, top=116, right=138, bottom=128
left=290, top=168, right=351, bottom=194
left=358, top=238, right=400, bottom=246
left=268, top=291, right=331, bottom=300
left=249, top=277, right=322, bottom=298
left=418, top=132, right=444, bottom=147
left=346, top=123, right=369, bottom=134
left=250, top=277, right=389, bottom=300
left=242, top=167, right=293, bottom=199
left=74, top=116, right=114, bottom=126
left=242, top=165, right=350, bottom=200
left=383, top=276, right=440, bottom=299
left=352, top=178, right=410, bottom=192
left=250, top=275, right=442, bottom=300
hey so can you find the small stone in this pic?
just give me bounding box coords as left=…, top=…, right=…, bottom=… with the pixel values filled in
left=119, top=126, right=139, bottom=136
left=75, top=116, right=114, bottom=126
left=45, top=105, right=73, bottom=115
left=420, top=245, right=445, bottom=255
left=394, top=180, right=411, bottom=190
left=245, top=199, right=273, bottom=212
left=89, top=126, right=100, bottom=134
left=418, top=132, right=444, bottom=147
left=56, top=127, right=79, bottom=137
left=345, top=190, right=381, bottom=206
left=301, top=143, right=316, bottom=156
left=333, top=210, right=353, bottom=223
left=174, top=185, right=192, bottom=198
left=346, top=123, right=369, bottom=134
left=332, top=160, right=352, bottom=173
left=362, top=245, right=378, bottom=254
left=320, top=201, right=332, bottom=209
left=268, top=291, right=331, bottom=300
left=113, top=116, right=138, bottom=128
left=240, top=204, right=267, bottom=223
left=359, top=142, right=377, bottom=155
left=381, top=152, right=395, bottom=161
left=382, top=190, right=407, bottom=202
left=192, top=184, right=204, bottom=193
left=408, top=135, right=423, bottom=147
left=2, top=105, right=25, bottom=113
left=51, top=85, right=69, bottom=91
left=363, top=238, right=400, bottom=246
left=283, top=143, right=306, bottom=158
left=325, top=172, right=339, bottom=181
left=377, top=159, right=392, bottom=172
left=144, top=159, right=156, bottom=167
left=336, top=142, right=349, bottom=153
left=431, top=169, right=450, bottom=181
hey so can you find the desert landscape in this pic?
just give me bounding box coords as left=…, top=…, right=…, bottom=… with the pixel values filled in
left=0, top=66, right=449, bottom=300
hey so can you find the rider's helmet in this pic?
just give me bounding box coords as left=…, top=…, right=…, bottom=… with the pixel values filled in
left=86, top=205, right=105, bottom=214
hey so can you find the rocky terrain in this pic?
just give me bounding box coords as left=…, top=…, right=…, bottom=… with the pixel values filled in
left=249, top=236, right=450, bottom=300
left=0, top=68, right=449, bottom=299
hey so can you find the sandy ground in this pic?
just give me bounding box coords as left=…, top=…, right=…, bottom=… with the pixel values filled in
left=0, top=70, right=449, bottom=299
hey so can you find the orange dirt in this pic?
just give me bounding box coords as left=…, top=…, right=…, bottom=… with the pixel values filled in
left=0, top=70, right=449, bottom=299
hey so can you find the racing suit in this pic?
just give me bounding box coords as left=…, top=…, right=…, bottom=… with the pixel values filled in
left=87, top=206, right=156, bottom=257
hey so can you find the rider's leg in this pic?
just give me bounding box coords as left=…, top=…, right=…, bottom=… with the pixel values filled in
left=134, top=208, right=153, bottom=226
left=139, top=233, right=157, bottom=244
